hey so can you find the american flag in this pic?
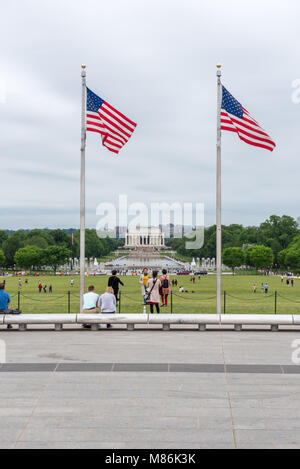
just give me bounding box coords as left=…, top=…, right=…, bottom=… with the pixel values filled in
left=86, top=87, right=137, bottom=154
left=221, top=86, right=276, bottom=151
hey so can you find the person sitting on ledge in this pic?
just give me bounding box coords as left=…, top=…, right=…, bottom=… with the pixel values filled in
left=0, top=283, right=13, bottom=329
left=98, top=286, right=116, bottom=329
left=82, top=285, right=99, bottom=329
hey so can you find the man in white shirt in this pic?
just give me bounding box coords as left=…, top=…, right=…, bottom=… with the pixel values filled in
left=82, top=286, right=99, bottom=329
left=98, top=287, right=116, bottom=329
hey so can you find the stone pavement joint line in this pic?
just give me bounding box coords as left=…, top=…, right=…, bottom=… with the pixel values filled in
left=1, top=363, right=300, bottom=373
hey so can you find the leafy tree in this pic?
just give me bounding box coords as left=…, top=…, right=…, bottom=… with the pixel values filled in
left=0, top=249, right=5, bottom=267
left=257, top=215, right=299, bottom=260
left=51, top=229, right=72, bottom=248
left=14, top=245, right=43, bottom=271
left=0, top=231, right=8, bottom=248
left=2, top=231, right=26, bottom=267
left=222, top=247, right=245, bottom=274
left=25, top=235, right=49, bottom=249
left=248, top=245, right=274, bottom=270
left=277, top=249, right=287, bottom=268
left=43, top=246, right=71, bottom=272
left=25, top=229, right=54, bottom=246
left=285, top=249, right=300, bottom=270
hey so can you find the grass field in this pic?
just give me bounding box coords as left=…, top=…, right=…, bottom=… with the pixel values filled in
left=1, top=273, right=300, bottom=315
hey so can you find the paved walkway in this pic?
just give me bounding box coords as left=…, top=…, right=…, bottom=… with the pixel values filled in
left=0, top=327, right=300, bottom=449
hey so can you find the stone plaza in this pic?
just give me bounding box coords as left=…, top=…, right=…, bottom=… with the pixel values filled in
left=1, top=325, right=300, bottom=449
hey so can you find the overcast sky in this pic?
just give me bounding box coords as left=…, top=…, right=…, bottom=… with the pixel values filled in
left=1, top=0, right=299, bottom=230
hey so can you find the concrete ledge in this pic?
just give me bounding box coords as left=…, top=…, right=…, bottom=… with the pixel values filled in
left=220, top=314, right=294, bottom=326
left=76, top=314, right=148, bottom=324
left=3, top=314, right=77, bottom=325
left=148, top=314, right=220, bottom=324
left=0, top=313, right=299, bottom=330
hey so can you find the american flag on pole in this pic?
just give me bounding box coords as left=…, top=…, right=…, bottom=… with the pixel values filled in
left=86, top=87, right=137, bottom=154
left=221, top=86, right=276, bottom=152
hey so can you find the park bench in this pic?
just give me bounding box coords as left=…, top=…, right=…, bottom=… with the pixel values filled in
left=0, top=313, right=299, bottom=331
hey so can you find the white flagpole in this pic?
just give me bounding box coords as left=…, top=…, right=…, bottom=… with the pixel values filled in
left=80, top=65, right=87, bottom=313
left=216, top=64, right=222, bottom=315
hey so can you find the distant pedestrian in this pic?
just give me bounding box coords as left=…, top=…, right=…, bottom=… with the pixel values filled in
left=260, top=283, right=264, bottom=293
left=281, top=275, right=284, bottom=283
left=108, top=270, right=124, bottom=303
left=160, top=269, right=171, bottom=307
left=286, top=278, right=290, bottom=286
left=146, top=271, right=161, bottom=314
left=38, top=283, right=42, bottom=294
left=43, top=285, right=47, bottom=294
left=291, top=278, right=294, bottom=287
left=18, top=278, right=22, bottom=289
left=49, top=285, right=53, bottom=293
left=264, top=283, right=269, bottom=294
left=139, top=268, right=150, bottom=304
left=253, top=284, right=257, bottom=293
left=70, top=279, right=74, bottom=287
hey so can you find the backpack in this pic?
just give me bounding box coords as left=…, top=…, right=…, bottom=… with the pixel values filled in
left=162, top=277, right=169, bottom=289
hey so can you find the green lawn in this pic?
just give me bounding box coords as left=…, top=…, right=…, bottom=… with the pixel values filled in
left=1, top=274, right=300, bottom=315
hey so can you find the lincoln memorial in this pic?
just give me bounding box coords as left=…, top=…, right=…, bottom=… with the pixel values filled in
left=125, top=227, right=165, bottom=248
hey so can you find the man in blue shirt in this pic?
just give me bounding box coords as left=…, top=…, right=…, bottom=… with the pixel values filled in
left=0, top=283, right=12, bottom=329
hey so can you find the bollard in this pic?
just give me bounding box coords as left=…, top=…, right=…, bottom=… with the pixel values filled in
left=223, top=291, right=226, bottom=314
left=68, top=291, right=71, bottom=314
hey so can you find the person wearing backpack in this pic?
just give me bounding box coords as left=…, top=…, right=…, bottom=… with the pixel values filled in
left=146, top=271, right=161, bottom=314
left=160, top=269, right=171, bottom=307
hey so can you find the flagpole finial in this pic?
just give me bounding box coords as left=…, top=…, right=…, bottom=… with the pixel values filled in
left=81, top=64, right=86, bottom=69
left=216, top=64, right=221, bottom=68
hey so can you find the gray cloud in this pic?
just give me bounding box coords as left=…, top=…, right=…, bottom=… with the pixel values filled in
left=0, top=0, right=300, bottom=229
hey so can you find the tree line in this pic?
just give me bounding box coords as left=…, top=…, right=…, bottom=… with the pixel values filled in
left=166, top=215, right=300, bottom=272
left=1, top=215, right=300, bottom=272
left=0, top=229, right=122, bottom=271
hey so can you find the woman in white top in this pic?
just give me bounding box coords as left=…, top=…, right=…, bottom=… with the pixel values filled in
left=98, top=287, right=116, bottom=329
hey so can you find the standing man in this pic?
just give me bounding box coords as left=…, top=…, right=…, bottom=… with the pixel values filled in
left=139, top=268, right=149, bottom=304
left=108, top=270, right=124, bottom=303
left=0, top=283, right=12, bottom=329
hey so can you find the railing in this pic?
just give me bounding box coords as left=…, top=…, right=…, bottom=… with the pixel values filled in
left=7, top=290, right=300, bottom=315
